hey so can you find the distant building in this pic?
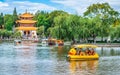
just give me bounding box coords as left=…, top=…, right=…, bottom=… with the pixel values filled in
left=15, top=11, right=37, bottom=39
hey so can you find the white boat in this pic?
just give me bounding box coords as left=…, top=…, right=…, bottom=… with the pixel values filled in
left=14, top=40, right=31, bottom=49
left=40, top=39, right=48, bottom=46
left=14, top=45, right=30, bottom=49
left=14, top=40, right=22, bottom=46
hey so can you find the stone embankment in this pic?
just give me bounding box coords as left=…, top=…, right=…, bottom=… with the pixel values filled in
left=95, top=43, right=120, bottom=47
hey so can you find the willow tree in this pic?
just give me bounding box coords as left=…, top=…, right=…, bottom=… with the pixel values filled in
left=37, top=26, right=45, bottom=38
left=48, top=10, right=68, bottom=27
left=66, top=15, right=81, bottom=43
left=84, top=3, right=119, bottom=41
left=77, top=17, right=100, bottom=43
left=48, top=15, right=68, bottom=40
left=46, top=10, right=69, bottom=39
left=49, top=14, right=81, bottom=43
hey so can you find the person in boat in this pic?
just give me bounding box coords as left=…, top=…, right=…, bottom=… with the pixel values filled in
left=68, top=47, right=77, bottom=55
left=79, top=51, right=85, bottom=56
left=77, top=48, right=84, bottom=56
left=85, top=48, right=91, bottom=55
left=90, top=48, right=95, bottom=55
left=76, top=48, right=82, bottom=55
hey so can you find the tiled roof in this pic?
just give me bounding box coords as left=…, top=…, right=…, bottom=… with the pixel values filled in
left=15, top=27, right=37, bottom=30
left=16, top=20, right=36, bottom=23
left=20, top=13, right=33, bottom=18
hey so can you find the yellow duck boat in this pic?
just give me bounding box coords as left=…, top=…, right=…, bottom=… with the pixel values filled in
left=67, top=44, right=99, bottom=60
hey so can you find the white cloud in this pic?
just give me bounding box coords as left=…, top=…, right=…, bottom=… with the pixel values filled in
left=0, top=2, right=9, bottom=7
left=0, top=0, right=120, bottom=15
left=13, top=1, right=56, bottom=13
left=51, top=0, right=120, bottom=15
left=0, top=1, right=56, bottom=14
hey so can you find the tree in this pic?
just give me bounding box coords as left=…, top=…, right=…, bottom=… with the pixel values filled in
left=37, top=26, right=45, bottom=38
left=34, top=11, right=50, bottom=37
left=4, top=14, right=14, bottom=31
left=12, top=30, right=21, bottom=39
left=53, top=15, right=67, bottom=39
left=49, top=14, right=82, bottom=43
left=84, top=3, right=119, bottom=18
left=34, top=10, right=69, bottom=38
left=34, top=11, right=49, bottom=27
left=13, top=7, right=18, bottom=27
left=109, top=18, right=120, bottom=41
left=0, top=29, right=12, bottom=39
left=0, top=13, right=4, bottom=29
left=47, top=15, right=68, bottom=40
left=65, top=15, right=81, bottom=42
left=48, top=10, right=68, bottom=27
left=84, top=3, right=119, bottom=41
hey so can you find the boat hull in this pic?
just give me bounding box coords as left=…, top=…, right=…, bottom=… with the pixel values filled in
left=67, top=53, right=99, bottom=61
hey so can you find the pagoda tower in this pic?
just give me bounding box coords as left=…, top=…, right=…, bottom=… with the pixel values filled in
left=16, top=12, right=37, bottom=39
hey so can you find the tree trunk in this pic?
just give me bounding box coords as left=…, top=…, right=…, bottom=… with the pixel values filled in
left=72, top=37, right=75, bottom=45
left=93, top=37, right=96, bottom=43
left=101, top=36, right=103, bottom=41
left=93, top=34, right=96, bottom=43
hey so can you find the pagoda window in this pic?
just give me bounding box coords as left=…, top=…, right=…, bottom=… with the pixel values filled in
left=21, top=17, right=24, bottom=19
left=25, top=18, right=28, bottom=20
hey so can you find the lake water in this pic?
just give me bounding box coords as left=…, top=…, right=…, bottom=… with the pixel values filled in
left=0, top=42, right=120, bottom=75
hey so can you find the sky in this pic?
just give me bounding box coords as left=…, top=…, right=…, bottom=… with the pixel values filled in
left=0, top=0, right=120, bottom=15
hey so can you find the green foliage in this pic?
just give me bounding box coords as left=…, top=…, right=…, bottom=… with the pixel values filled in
left=48, top=10, right=68, bottom=27
left=0, top=13, right=4, bottom=28
left=37, top=26, right=45, bottom=38
left=4, top=14, right=14, bottom=31
left=34, top=10, right=69, bottom=38
left=0, top=3, right=120, bottom=41
left=13, top=7, right=18, bottom=25
left=110, top=25, right=120, bottom=40
left=34, top=11, right=49, bottom=30
left=84, top=3, right=114, bottom=17
left=0, top=29, right=12, bottom=38
left=48, top=14, right=81, bottom=41
left=12, top=30, right=21, bottom=38
left=84, top=2, right=120, bottom=41
left=84, top=2, right=119, bottom=26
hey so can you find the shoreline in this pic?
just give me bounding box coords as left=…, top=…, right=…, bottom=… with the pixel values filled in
left=0, top=40, right=120, bottom=47
left=95, top=43, right=120, bottom=47
left=73, top=43, right=120, bottom=47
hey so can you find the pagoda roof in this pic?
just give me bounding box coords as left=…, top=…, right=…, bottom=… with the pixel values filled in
left=15, top=27, right=37, bottom=30
left=20, top=12, right=34, bottom=18
left=16, top=20, right=36, bottom=23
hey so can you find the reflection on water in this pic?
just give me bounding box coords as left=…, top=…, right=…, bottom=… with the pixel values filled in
left=0, top=42, right=120, bottom=75
left=16, top=46, right=36, bottom=75
left=69, top=60, right=98, bottom=75
left=16, top=42, right=35, bottom=75
left=96, top=47, right=120, bottom=56
left=0, top=42, right=37, bottom=75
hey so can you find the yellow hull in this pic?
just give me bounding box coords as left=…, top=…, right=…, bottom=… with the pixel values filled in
left=67, top=53, right=99, bottom=61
